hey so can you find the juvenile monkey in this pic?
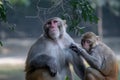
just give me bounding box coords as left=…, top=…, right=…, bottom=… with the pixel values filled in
left=70, top=32, right=118, bottom=80
left=25, top=17, right=85, bottom=80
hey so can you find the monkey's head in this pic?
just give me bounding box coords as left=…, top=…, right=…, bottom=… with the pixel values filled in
left=43, top=17, right=67, bottom=40
left=81, top=32, right=99, bottom=52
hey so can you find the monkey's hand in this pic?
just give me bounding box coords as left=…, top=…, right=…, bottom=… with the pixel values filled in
left=47, top=59, right=57, bottom=77
left=29, top=54, right=57, bottom=76
left=69, top=43, right=84, bottom=55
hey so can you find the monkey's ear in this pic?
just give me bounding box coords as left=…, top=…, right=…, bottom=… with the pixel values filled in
left=63, top=20, right=66, bottom=23
left=96, top=36, right=102, bottom=41
left=63, top=20, right=67, bottom=27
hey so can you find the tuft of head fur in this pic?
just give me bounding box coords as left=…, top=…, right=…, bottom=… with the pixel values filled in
left=81, top=32, right=96, bottom=40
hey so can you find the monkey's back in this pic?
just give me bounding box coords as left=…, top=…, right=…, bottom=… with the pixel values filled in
left=97, top=42, right=119, bottom=80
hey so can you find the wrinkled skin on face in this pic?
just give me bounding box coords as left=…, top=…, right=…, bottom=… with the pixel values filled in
left=81, top=39, right=92, bottom=52
left=81, top=32, right=97, bottom=52
left=47, top=19, right=60, bottom=38
left=44, top=17, right=67, bottom=40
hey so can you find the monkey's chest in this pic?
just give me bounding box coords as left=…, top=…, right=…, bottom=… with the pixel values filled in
left=48, top=45, right=69, bottom=66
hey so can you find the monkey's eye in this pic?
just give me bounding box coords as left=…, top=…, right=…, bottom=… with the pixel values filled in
left=53, top=20, right=58, bottom=23
left=81, top=40, right=85, bottom=43
left=85, top=40, right=91, bottom=44
left=47, top=22, right=51, bottom=25
left=82, top=39, right=91, bottom=44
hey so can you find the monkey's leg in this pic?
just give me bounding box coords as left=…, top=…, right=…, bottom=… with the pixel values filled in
left=85, top=67, right=105, bottom=80
left=26, top=69, right=45, bottom=80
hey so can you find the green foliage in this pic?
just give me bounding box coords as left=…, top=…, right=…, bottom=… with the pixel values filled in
left=65, top=76, right=69, bottom=80
left=0, top=1, right=5, bottom=46
left=70, top=0, right=98, bottom=22
left=8, top=0, right=30, bottom=6
left=0, top=41, right=3, bottom=46
left=0, top=1, right=15, bottom=46
left=1, top=0, right=98, bottom=36
left=35, top=0, right=98, bottom=35
left=61, top=0, right=98, bottom=35
left=0, top=1, right=6, bottom=22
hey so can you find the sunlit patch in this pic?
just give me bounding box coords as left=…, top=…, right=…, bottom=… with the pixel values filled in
left=0, top=57, right=25, bottom=65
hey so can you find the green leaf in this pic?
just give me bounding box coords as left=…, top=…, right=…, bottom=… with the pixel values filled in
left=70, top=0, right=78, bottom=9
left=0, top=3, right=6, bottom=22
left=8, top=26, right=15, bottom=31
left=1, top=11, right=6, bottom=21
left=0, top=1, right=3, bottom=5
left=75, top=26, right=85, bottom=35
left=79, top=28, right=84, bottom=34
left=82, top=12, right=87, bottom=21
left=0, top=41, right=3, bottom=46
left=65, top=76, right=69, bottom=80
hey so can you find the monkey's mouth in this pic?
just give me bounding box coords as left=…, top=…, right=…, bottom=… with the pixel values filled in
left=50, top=28, right=57, bottom=32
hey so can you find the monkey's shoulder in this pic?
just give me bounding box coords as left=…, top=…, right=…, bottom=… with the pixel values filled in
left=29, top=35, right=64, bottom=54
left=93, top=42, right=115, bottom=59
left=98, top=42, right=114, bottom=53
left=33, top=35, right=56, bottom=46
left=61, top=33, right=75, bottom=47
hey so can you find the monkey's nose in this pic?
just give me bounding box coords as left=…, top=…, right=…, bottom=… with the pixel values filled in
left=50, top=26, right=55, bottom=28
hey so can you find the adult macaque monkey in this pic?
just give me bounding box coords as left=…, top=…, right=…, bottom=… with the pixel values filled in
left=70, top=32, right=118, bottom=80
left=25, top=17, right=85, bottom=80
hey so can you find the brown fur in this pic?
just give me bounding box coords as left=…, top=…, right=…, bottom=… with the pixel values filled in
left=82, top=32, right=119, bottom=80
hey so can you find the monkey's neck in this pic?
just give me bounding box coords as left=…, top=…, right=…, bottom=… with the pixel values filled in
left=89, top=45, right=98, bottom=54
left=44, top=33, right=63, bottom=42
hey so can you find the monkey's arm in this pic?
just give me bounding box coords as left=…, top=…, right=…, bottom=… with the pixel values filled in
left=67, top=49, right=85, bottom=80
left=73, top=55, right=86, bottom=80
left=70, top=44, right=102, bottom=70
left=29, top=54, right=57, bottom=77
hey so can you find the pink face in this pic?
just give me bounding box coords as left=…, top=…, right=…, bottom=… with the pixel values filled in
left=46, top=19, right=60, bottom=39
left=47, top=20, right=59, bottom=32
left=82, top=40, right=91, bottom=51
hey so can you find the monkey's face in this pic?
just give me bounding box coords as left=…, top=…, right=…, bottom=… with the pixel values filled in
left=81, top=32, right=97, bottom=52
left=44, top=17, right=67, bottom=40
left=81, top=39, right=93, bottom=52
left=45, top=19, right=60, bottom=39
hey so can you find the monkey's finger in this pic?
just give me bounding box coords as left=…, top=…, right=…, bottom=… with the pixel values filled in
left=69, top=45, right=78, bottom=51
left=69, top=45, right=78, bottom=50
left=49, top=68, right=57, bottom=77
left=50, top=72, right=56, bottom=77
left=70, top=43, right=77, bottom=46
